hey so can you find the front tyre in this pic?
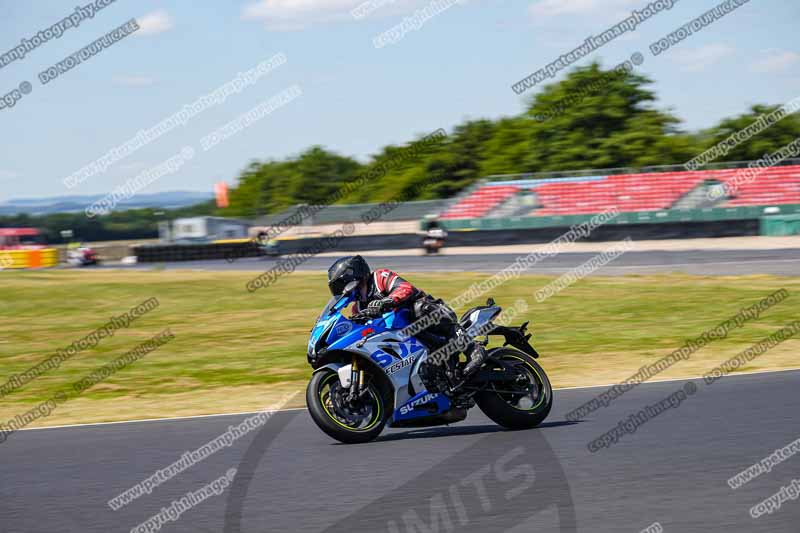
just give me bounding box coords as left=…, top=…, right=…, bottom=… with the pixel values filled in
left=306, top=369, right=387, bottom=444
left=476, top=348, right=553, bottom=430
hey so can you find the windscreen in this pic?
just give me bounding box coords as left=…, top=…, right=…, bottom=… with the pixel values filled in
left=317, top=292, right=355, bottom=323
left=317, top=295, right=340, bottom=323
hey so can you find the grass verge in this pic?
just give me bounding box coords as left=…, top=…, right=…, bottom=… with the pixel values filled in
left=1, top=269, right=798, bottom=428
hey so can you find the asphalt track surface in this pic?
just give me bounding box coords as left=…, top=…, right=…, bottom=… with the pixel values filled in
left=3, top=370, right=799, bottom=532
left=103, top=248, right=800, bottom=276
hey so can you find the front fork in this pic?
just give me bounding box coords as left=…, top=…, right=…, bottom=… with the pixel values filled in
left=348, top=355, right=365, bottom=401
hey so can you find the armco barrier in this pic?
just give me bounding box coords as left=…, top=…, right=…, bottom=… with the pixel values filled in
left=0, top=248, right=59, bottom=269
left=133, top=241, right=263, bottom=263
left=277, top=221, right=759, bottom=251
left=132, top=204, right=800, bottom=263
left=168, top=219, right=757, bottom=256
left=133, top=220, right=760, bottom=261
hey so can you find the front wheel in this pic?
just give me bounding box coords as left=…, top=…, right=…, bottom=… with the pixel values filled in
left=306, top=369, right=388, bottom=444
left=476, top=348, right=553, bottom=430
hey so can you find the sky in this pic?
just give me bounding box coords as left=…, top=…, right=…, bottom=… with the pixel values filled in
left=0, top=0, right=798, bottom=202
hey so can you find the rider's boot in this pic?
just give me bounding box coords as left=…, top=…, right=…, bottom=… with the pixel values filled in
left=416, top=331, right=451, bottom=394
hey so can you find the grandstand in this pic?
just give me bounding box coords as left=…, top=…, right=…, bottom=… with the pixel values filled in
left=439, top=161, right=800, bottom=219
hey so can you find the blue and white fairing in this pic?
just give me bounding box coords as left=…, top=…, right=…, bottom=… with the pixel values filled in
left=308, top=292, right=453, bottom=424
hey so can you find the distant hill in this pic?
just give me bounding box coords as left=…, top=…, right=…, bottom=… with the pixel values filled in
left=0, top=191, right=213, bottom=215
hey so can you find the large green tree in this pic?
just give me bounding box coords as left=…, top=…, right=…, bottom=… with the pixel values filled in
left=696, top=104, right=800, bottom=163
left=521, top=62, right=695, bottom=171
left=222, top=61, right=800, bottom=216
left=226, top=147, right=363, bottom=217
left=10, top=61, right=797, bottom=237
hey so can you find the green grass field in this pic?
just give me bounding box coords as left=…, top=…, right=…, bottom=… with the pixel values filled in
left=1, top=269, right=798, bottom=427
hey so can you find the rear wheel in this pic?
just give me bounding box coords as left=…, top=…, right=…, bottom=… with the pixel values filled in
left=476, top=348, right=552, bottom=429
left=306, top=369, right=387, bottom=444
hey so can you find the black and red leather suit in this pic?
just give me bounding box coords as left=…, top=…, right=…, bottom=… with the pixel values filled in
left=352, top=269, right=457, bottom=350
left=352, top=269, right=419, bottom=312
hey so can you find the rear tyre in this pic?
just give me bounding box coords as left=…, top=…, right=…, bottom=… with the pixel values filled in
left=476, top=348, right=552, bottom=430
left=306, top=369, right=387, bottom=444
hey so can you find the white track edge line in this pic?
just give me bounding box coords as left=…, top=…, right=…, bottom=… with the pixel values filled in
left=17, top=367, right=800, bottom=433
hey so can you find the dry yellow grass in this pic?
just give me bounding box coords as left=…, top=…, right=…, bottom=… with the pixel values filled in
left=1, top=269, right=798, bottom=428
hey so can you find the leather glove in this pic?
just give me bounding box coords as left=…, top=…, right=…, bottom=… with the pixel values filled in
left=362, top=298, right=393, bottom=318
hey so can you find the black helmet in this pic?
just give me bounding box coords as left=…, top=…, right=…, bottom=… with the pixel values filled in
left=328, top=255, right=370, bottom=296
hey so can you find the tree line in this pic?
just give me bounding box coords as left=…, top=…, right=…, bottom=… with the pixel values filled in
left=224, top=61, right=800, bottom=216
left=4, top=61, right=799, bottom=242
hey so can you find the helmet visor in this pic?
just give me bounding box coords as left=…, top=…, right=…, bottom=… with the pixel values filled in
left=329, top=278, right=360, bottom=297
left=329, top=277, right=348, bottom=297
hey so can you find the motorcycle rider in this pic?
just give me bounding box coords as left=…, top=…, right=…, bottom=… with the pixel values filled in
left=422, top=218, right=447, bottom=254
left=327, top=255, right=487, bottom=392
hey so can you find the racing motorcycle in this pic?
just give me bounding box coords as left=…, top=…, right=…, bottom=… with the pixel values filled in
left=421, top=224, right=447, bottom=255
left=422, top=228, right=447, bottom=255
left=66, top=245, right=100, bottom=266
left=306, top=282, right=552, bottom=443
